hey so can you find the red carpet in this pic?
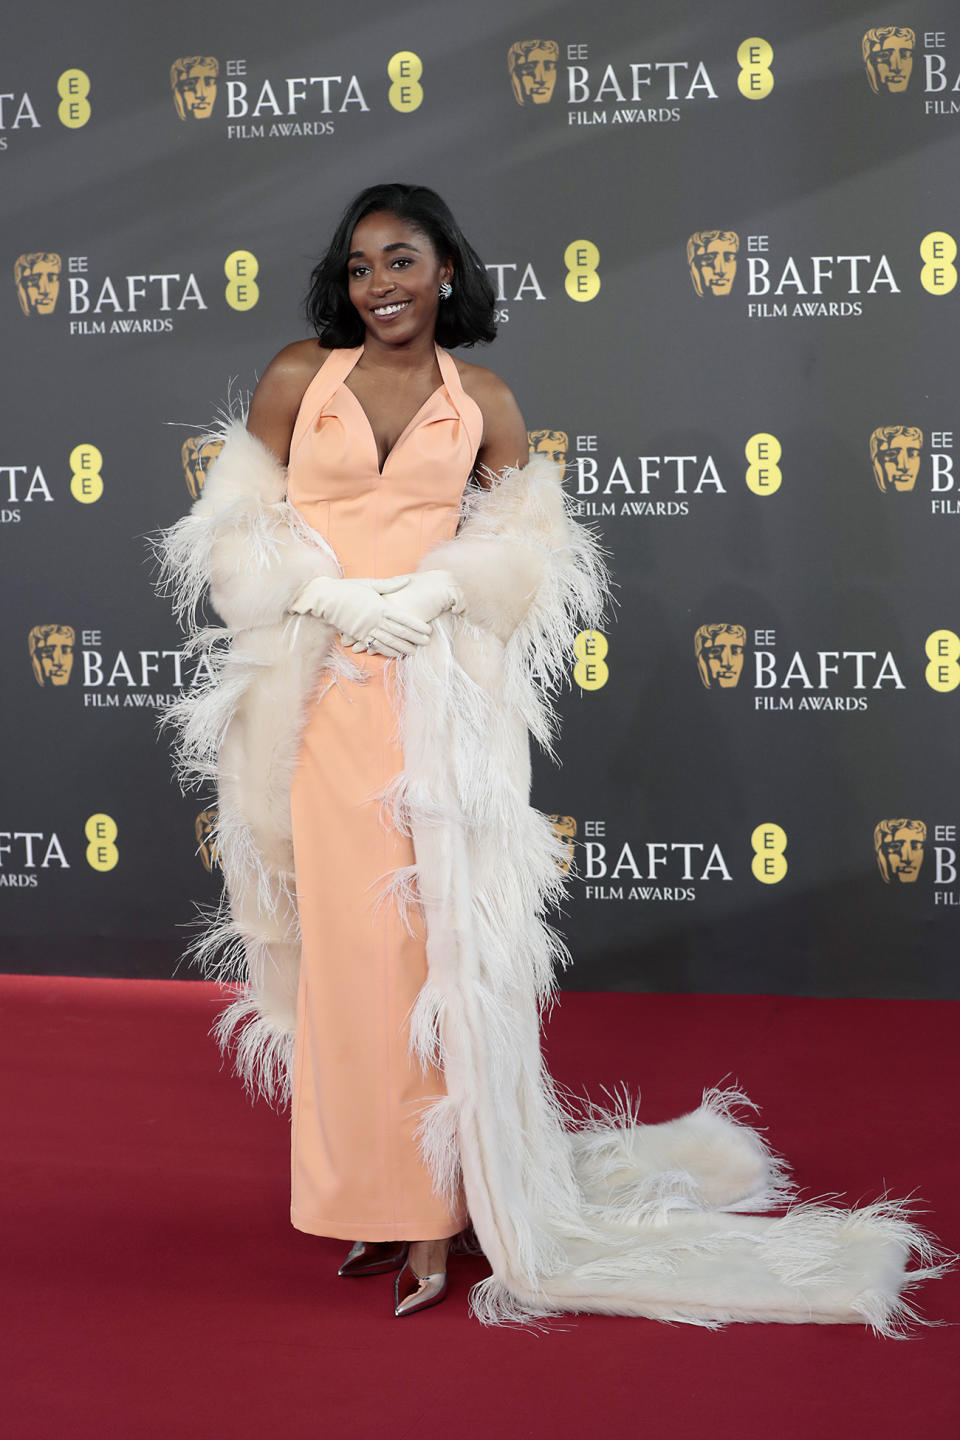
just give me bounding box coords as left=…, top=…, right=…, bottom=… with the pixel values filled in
left=2, top=974, right=958, bottom=1440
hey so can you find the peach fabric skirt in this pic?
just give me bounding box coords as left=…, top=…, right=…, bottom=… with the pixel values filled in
left=288, top=644, right=468, bottom=1241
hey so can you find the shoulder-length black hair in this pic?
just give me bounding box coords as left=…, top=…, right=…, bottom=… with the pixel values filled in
left=305, top=183, right=497, bottom=349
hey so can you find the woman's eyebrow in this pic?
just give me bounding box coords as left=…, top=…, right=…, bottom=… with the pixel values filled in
left=347, top=241, right=422, bottom=260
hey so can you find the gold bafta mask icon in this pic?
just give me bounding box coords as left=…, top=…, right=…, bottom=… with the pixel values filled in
left=170, top=56, right=219, bottom=120
left=28, top=623, right=75, bottom=686
left=869, top=425, right=922, bottom=493
left=195, top=808, right=221, bottom=872
left=507, top=39, right=559, bottom=106
left=14, top=252, right=62, bottom=316
left=181, top=435, right=224, bottom=499
left=695, top=623, right=746, bottom=690
left=548, top=814, right=577, bottom=873
left=687, top=231, right=739, bottom=297
left=862, top=27, right=915, bottom=94
left=529, top=429, right=569, bottom=468
left=874, top=818, right=925, bottom=884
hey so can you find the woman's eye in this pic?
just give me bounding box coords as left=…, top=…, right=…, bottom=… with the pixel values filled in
left=349, top=266, right=368, bottom=279
left=392, top=256, right=413, bottom=268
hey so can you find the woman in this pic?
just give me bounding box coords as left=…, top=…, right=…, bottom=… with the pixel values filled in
left=156, top=184, right=947, bottom=1328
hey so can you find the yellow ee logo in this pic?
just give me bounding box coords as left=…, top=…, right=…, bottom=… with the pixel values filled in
left=564, top=240, right=600, bottom=302
left=737, top=38, right=774, bottom=99
left=574, top=629, right=609, bottom=690
left=751, top=823, right=787, bottom=884
left=388, top=51, right=423, bottom=112
left=225, top=250, right=259, bottom=310
left=85, top=813, right=118, bottom=871
left=925, top=629, right=960, bottom=691
left=69, top=443, right=103, bottom=503
left=58, top=69, right=91, bottom=128
left=920, top=232, right=958, bottom=295
left=745, top=432, right=782, bottom=495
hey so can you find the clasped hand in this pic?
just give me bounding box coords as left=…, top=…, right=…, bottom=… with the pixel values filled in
left=288, top=571, right=462, bottom=660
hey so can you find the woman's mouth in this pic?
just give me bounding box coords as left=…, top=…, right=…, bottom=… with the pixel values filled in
left=371, top=300, right=412, bottom=320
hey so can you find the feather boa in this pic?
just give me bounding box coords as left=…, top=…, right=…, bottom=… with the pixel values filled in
left=151, top=413, right=952, bottom=1332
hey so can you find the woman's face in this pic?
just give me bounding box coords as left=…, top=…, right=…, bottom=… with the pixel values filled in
left=346, top=211, right=453, bottom=343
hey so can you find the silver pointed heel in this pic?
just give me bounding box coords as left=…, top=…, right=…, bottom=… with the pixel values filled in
left=394, top=1258, right=448, bottom=1317
left=338, top=1240, right=409, bottom=1277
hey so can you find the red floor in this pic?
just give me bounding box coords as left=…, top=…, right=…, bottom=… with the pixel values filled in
left=2, top=974, right=958, bottom=1440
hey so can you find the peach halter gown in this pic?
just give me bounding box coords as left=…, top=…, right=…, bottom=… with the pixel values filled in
left=286, top=343, right=479, bottom=1241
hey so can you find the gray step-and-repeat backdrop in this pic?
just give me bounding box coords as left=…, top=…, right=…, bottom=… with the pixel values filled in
left=3, top=2, right=958, bottom=997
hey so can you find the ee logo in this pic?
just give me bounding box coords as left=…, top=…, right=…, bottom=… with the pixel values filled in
left=58, top=69, right=91, bottom=128
left=925, top=630, right=960, bottom=691
left=388, top=52, right=423, bottom=112
left=70, top=443, right=103, bottom=504
left=85, top=813, right=118, bottom=872
left=751, top=823, right=787, bottom=884
left=920, top=232, right=958, bottom=296
left=574, top=629, right=609, bottom=690
left=745, top=432, right=781, bottom=495
left=225, top=250, right=259, bottom=311
left=565, top=240, right=600, bottom=302
left=737, top=38, right=774, bottom=99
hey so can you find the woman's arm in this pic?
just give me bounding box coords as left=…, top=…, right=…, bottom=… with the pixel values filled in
left=246, top=340, right=327, bottom=464
left=461, top=366, right=530, bottom=484
left=153, top=341, right=342, bottom=633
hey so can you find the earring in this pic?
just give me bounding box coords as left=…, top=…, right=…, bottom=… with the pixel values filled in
left=438, top=280, right=453, bottom=300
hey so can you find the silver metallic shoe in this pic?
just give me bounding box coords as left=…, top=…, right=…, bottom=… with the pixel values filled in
left=338, top=1240, right=409, bottom=1277
left=394, top=1258, right=448, bottom=1317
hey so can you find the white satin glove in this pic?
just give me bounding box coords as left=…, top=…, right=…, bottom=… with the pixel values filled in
left=287, top=575, right=432, bottom=658
left=350, top=570, right=463, bottom=653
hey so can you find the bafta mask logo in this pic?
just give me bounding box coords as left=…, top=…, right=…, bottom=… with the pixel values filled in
left=695, top=623, right=746, bottom=689
left=195, top=808, right=221, bottom=872
left=687, top=231, right=739, bottom=297
left=14, top=252, right=62, bottom=315
left=28, top=623, right=75, bottom=686
left=529, top=429, right=569, bottom=468
left=548, top=814, right=577, bottom=873
left=180, top=435, right=224, bottom=499
left=170, top=56, right=219, bottom=120
left=508, top=39, right=559, bottom=106
left=874, top=818, right=925, bottom=884
left=862, top=27, right=915, bottom=94
left=870, top=425, right=922, bottom=493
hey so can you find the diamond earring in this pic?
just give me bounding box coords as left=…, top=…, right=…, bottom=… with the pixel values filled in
left=438, top=280, right=453, bottom=300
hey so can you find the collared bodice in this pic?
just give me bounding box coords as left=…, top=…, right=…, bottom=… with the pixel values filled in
left=286, top=343, right=483, bottom=579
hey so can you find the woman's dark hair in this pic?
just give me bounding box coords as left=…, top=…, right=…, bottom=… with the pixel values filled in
left=305, top=183, right=497, bottom=348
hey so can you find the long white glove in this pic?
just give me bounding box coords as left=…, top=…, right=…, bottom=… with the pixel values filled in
left=287, top=575, right=432, bottom=659
left=350, top=570, right=463, bottom=653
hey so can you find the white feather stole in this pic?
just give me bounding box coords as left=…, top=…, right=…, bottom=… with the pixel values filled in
left=151, top=415, right=951, bottom=1333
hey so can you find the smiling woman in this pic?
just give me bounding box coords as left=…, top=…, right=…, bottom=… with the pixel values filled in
left=155, top=183, right=949, bottom=1333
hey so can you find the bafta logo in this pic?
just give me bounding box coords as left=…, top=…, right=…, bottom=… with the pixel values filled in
left=181, top=435, right=224, bottom=499
left=687, top=232, right=739, bottom=297
left=170, top=56, right=219, bottom=119
left=869, top=425, right=922, bottom=493
left=874, top=818, right=925, bottom=884
left=548, top=814, right=577, bottom=873
left=507, top=40, right=559, bottom=105
left=14, top=252, right=62, bottom=316
left=862, top=27, right=915, bottom=94
left=195, top=809, right=221, bottom=872
left=695, top=623, right=746, bottom=689
left=529, top=429, right=569, bottom=468
left=28, top=623, right=75, bottom=686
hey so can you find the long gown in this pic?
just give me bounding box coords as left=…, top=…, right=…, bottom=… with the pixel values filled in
left=285, top=342, right=480, bottom=1241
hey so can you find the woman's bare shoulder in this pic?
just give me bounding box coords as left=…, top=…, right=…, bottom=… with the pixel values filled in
left=246, top=339, right=330, bottom=463
left=450, top=356, right=528, bottom=478
left=450, top=355, right=516, bottom=409
left=257, top=338, right=330, bottom=393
